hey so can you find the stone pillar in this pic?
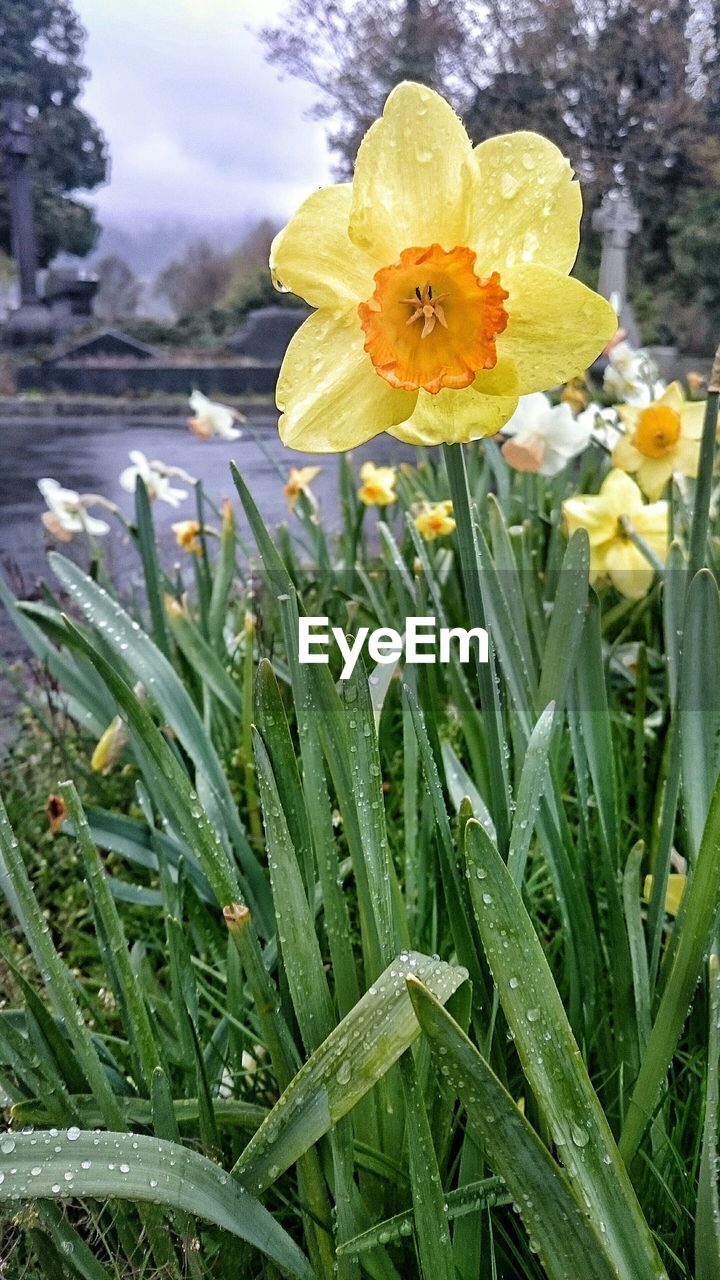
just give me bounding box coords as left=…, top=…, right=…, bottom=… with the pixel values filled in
left=1, top=100, right=53, bottom=347
left=592, top=189, right=640, bottom=346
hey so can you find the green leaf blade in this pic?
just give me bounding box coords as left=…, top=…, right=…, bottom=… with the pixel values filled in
left=464, top=821, right=667, bottom=1280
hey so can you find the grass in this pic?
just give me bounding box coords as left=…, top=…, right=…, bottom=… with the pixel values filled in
left=0, top=418, right=718, bottom=1279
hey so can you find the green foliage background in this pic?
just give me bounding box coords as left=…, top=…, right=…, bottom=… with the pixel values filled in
left=0, top=0, right=108, bottom=265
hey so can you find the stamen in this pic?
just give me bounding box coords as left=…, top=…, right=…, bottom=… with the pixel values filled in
left=403, top=284, right=451, bottom=339
left=358, top=243, right=509, bottom=394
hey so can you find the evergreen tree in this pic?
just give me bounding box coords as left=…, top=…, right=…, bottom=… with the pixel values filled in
left=0, top=0, right=108, bottom=264
left=261, top=0, right=717, bottom=339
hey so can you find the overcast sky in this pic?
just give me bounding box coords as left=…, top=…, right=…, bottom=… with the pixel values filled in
left=72, top=0, right=333, bottom=228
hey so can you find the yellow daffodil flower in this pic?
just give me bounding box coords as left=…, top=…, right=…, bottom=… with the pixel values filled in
left=172, top=519, right=203, bottom=554
left=284, top=465, right=321, bottom=510
left=563, top=469, right=668, bottom=600
left=414, top=500, right=456, bottom=541
left=643, top=873, right=686, bottom=918
left=270, top=82, right=616, bottom=452
left=358, top=461, right=397, bottom=505
left=612, top=382, right=703, bottom=499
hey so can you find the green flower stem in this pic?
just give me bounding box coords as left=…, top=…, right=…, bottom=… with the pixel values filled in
left=620, top=761, right=720, bottom=1163
left=443, top=442, right=510, bottom=854
left=618, top=516, right=666, bottom=577
left=242, top=614, right=262, bottom=843
left=687, top=348, right=720, bottom=579
left=648, top=359, right=720, bottom=988
left=223, top=904, right=337, bottom=1279
left=223, top=903, right=300, bottom=1089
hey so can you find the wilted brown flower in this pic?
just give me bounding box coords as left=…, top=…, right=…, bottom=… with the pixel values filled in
left=46, top=794, right=67, bottom=835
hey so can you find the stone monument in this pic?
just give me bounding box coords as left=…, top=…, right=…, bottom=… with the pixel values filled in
left=1, top=100, right=53, bottom=347
left=592, top=188, right=641, bottom=345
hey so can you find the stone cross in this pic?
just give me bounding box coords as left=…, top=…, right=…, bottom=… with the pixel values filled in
left=1, top=100, right=52, bottom=345
left=592, top=188, right=641, bottom=345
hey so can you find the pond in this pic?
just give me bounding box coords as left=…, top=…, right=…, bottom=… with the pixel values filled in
left=0, top=404, right=413, bottom=668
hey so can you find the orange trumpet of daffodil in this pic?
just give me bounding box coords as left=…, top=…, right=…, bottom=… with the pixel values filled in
left=270, top=82, right=616, bottom=452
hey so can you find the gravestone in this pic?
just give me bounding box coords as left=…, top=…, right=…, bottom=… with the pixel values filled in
left=1, top=101, right=53, bottom=347
left=226, top=305, right=310, bottom=361
left=592, top=189, right=640, bottom=345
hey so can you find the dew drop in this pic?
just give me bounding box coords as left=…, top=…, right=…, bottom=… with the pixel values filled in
left=336, top=1060, right=352, bottom=1086
left=571, top=1123, right=589, bottom=1148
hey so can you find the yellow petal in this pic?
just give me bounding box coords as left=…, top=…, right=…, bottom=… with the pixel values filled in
left=679, top=400, right=705, bottom=440
left=598, top=468, right=645, bottom=516
left=643, top=873, right=686, bottom=916
left=606, top=538, right=656, bottom=599
left=635, top=457, right=674, bottom=501
left=612, top=435, right=642, bottom=473
left=388, top=361, right=518, bottom=446
left=498, top=264, right=617, bottom=394
left=659, top=381, right=685, bottom=413
left=415, top=505, right=456, bottom=540
left=91, top=716, right=128, bottom=774
left=359, top=461, right=395, bottom=486
left=674, top=436, right=701, bottom=478
left=349, top=82, right=475, bottom=264
left=470, top=132, right=582, bottom=275
left=270, top=184, right=376, bottom=309
left=633, top=502, right=669, bottom=560
left=277, top=310, right=416, bottom=452
left=563, top=496, right=618, bottom=547
left=587, top=537, right=612, bottom=583
left=667, top=874, right=687, bottom=917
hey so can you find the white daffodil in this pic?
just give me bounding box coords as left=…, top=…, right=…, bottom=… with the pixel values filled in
left=500, top=392, right=591, bottom=476
left=604, top=340, right=664, bottom=406
left=38, top=478, right=112, bottom=541
left=577, top=402, right=623, bottom=451
left=187, top=390, right=244, bottom=441
left=119, top=451, right=190, bottom=506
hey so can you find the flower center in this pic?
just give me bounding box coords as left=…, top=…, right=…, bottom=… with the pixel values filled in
left=358, top=244, right=509, bottom=395
left=632, top=405, right=681, bottom=459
